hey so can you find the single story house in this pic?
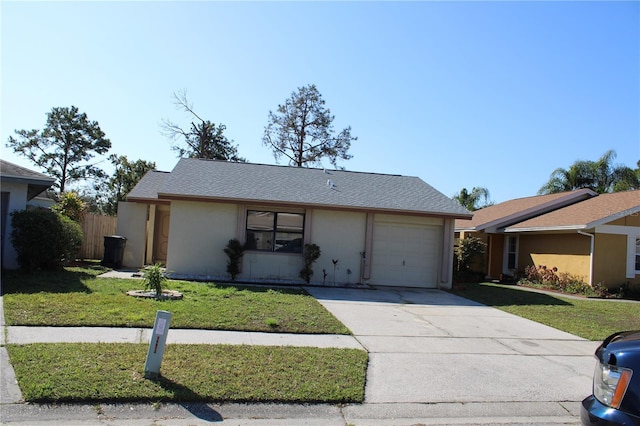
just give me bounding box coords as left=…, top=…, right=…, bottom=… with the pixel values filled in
left=455, top=189, right=640, bottom=289
left=118, top=158, right=472, bottom=288
left=1, top=160, right=56, bottom=269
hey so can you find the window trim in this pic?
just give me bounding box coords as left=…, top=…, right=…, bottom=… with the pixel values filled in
left=635, top=236, right=640, bottom=274
left=245, top=209, right=305, bottom=253
left=503, top=235, right=518, bottom=274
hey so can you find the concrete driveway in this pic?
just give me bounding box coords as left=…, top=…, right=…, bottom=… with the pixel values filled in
left=305, top=286, right=598, bottom=410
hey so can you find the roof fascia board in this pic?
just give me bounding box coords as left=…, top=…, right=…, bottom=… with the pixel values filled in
left=1, top=175, right=55, bottom=186
left=504, top=225, right=586, bottom=233
left=595, top=224, right=640, bottom=235
left=157, top=193, right=473, bottom=219
left=584, top=205, right=640, bottom=229
left=125, top=197, right=170, bottom=205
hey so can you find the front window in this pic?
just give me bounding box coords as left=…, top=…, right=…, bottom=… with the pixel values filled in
left=245, top=210, right=304, bottom=253
left=504, top=235, right=518, bottom=273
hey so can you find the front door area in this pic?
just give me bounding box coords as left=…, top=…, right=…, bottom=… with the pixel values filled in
left=153, top=207, right=170, bottom=264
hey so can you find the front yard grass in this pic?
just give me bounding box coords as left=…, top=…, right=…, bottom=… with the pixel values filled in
left=450, top=282, right=640, bottom=341
left=2, top=266, right=349, bottom=334
left=6, top=343, right=367, bottom=403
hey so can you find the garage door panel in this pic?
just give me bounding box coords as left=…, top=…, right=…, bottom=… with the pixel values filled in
left=371, top=222, right=442, bottom=288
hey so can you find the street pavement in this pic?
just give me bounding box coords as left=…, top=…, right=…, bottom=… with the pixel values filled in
left=0, top=284, right=599, bottom=425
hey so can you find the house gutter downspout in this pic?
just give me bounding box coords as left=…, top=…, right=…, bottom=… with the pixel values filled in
left=577, top=230, right=594, bottom=286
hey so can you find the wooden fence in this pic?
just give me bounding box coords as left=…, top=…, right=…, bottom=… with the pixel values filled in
left=80, top=214, right=117, bottom=260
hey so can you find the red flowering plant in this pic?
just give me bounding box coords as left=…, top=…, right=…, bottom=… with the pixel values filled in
left=519, top=264, right=608, bottom=297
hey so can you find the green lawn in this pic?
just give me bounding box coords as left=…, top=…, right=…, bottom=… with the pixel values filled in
left=450, top=282, right=640, bottom=341
left=2, top=266, right=349, bottom=334
left=6, top=343, right=367, bottom=403
left=2, top=264, right=367, bottom=403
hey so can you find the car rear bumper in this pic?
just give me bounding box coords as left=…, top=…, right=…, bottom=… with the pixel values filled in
left=581, top=395, right=640, bottom=426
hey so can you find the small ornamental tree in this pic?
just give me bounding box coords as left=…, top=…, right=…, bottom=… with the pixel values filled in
left=300, top=243, right=321, bottom=283
left=224, top=238, right=245, bottom=281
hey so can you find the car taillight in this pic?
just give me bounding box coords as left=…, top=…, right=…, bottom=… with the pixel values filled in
left=593, top=361, right=633, bottom=409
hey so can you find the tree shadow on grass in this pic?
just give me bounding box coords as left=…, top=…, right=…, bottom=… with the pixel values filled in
left=1, top=268, right=93, bottom=295
left=152, top=375, right=223, bottom=422
left=450, top=282, right=572, bottom=307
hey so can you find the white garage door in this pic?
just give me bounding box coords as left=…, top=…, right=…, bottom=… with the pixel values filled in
left=370, top=222, right=441, bottom=287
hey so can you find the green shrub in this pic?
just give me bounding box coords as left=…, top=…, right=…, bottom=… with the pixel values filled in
left=52, top=191, right=86, bottom=222
left=58, top=214, right=83, bottom=263
left=10, top=209, right=84, bottom=270
left=223, top=238, right=245, bottom=281
left=454, top=237, right=486, bottom=273
left=300, top=243, right=321, bottom=283
left=142, top=263, right=166, bottom=297
left=615, top=282, right=640, bottom=300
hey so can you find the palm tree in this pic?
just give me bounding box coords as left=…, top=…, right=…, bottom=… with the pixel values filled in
left=453, top=187, right=492, bottom=211
left=538, top=150, right=639, bottom=194
left=538, top=160, right=593, bottom=194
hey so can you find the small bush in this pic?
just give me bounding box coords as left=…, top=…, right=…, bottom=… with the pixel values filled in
left=519, top=264, right=610, bottom=297
left=454, top=237, right=486, bottom=273
left=223, top=239, right=245, bottom=281
left=142, top=263, right=166, bottom=297
left=58, top=214, right=83, bottom=263
left=300, top=243, right=321, bottom=283
left=10, top=209, right=84, bottom=270
left=614, top=282, right=640, bottom=300
left=52, top=191, right=86, bottom=222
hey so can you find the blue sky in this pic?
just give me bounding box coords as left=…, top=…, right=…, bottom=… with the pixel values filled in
left=2, top=1, right=638, bottom=203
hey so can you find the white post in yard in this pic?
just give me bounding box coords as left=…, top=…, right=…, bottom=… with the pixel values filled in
left=144, top=310, right=172, bottom=379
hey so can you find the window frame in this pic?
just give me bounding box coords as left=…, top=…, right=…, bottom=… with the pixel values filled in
left=635, top=237, right=640, bottom=274
left=245, top=210, right=305, bottom=254
left=503, top=235, right=518, bottom=274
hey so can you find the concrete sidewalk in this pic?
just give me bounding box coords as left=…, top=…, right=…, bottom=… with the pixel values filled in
left=4, top=326, right=362, bottom=348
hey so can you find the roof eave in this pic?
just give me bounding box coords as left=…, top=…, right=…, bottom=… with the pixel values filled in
left=157, top=193, right=473, bottom=218
left=583, top=204, right=640, bottom=229
left=504, top=225, right=587, bottom=233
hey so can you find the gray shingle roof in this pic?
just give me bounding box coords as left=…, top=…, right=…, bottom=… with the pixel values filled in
left=128, top=158, right=472, bottom=218
left=126, top=170, right=170, bottom=202
left=0, top=160, right=54, bottom=182
left=0, top=160, right=55, bottom=200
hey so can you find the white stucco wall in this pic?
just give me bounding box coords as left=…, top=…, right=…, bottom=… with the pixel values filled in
left=241, top=251, right=305, bottom=282
left=309, top=209, right=367, bottom=285
left=166, top=200, right=237, bottom=276
left=116, top=202, right=148, bottom=268
left=1, top=182, right=29, bottom=269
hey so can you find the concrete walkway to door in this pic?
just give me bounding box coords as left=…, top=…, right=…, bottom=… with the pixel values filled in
left=304, top=286, right=599, bottom=413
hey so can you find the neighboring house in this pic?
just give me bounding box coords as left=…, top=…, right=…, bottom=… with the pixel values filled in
left=455, top=189, right=640, bottom=289
left=118, top=158, right=472, bottom=288
left=1, top=160, right=56, bottom=269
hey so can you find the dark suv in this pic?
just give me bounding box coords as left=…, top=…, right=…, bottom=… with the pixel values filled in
left=581, top=330, right=640, bottom=425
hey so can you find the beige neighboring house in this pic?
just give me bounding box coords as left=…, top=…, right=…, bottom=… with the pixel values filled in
left=118, top=158, right=472, bottom=288
left=455, top=189, right=640, bottom=289
left=0, top=160, right=55, bottom=269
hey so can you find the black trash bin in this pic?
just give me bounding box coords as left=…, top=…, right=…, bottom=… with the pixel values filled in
left=101, top=235, right=127, bottom=269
